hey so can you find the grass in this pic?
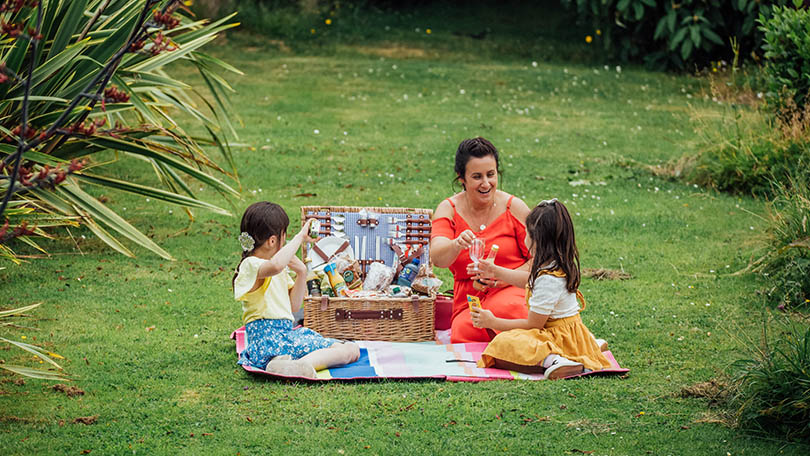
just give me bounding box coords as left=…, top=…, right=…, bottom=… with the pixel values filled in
left=2, top=2, right=810, bottom=454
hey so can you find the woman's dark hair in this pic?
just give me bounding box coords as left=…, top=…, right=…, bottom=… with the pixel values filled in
left=525, top=199, right=580, bottom=293
left=453, top=137, right=501, bottom=190
left=232, top=201, right=290, bottom=288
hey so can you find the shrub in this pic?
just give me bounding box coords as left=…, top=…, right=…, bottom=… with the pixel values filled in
left=686, top=92, right=810, bottom=198
left=759, top=2, right=810, bottom=116
left=562, top=0, right=794, bottom=70
left=731, top=317, right=810, bottom=441
left=759, top=173, right=810, bottom=310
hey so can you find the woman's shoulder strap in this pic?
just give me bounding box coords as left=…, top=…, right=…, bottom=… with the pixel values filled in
left=506, top=194, right=514, bottom=210
left=445, top=197, right=456, bottom=209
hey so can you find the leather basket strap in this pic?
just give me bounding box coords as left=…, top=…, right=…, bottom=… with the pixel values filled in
left=335, top=308, right=403, bottom=320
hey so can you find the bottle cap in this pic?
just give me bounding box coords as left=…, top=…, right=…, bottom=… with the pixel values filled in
left=412, top=258, right=420, bottom=266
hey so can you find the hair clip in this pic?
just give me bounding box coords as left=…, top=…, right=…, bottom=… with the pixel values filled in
left=238, top=231, right=255, bottom=252
left=538, top=198, right=558, bottom=206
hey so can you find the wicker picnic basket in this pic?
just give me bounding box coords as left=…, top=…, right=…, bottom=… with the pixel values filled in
left=301, top=205, right=435, bottom=342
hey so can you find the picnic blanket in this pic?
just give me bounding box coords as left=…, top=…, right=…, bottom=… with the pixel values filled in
left=231, top=327, right=629, bottom=381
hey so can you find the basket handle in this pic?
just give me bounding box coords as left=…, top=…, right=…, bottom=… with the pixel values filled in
left=335, top=309, right=403, bottom=320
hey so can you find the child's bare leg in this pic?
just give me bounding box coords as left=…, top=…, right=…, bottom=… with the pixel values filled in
left=493, top=359, right=544, bottom=374
left=299, top=342, right=360, bottom=371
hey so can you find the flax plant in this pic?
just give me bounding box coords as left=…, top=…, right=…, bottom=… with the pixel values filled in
left=0, top=0, right=242, bottom=262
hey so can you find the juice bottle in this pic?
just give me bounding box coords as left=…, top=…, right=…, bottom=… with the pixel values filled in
left=320, top=273, right=335, bottom=297
left=473, top=244, right=499, bottom=291
left=324, top=262, right=349, bottom=297
left=304, top=257, right=321, bottom=297
left=396, top=258, right=420, bottom=287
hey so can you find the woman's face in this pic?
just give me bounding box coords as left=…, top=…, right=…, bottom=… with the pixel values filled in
left=460, top=155, right=498, bottom=204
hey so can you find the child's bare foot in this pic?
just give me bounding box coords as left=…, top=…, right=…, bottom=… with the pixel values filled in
left=595, top=338, right=608, bottom=352
left=265, top=358, right=316, bottom=379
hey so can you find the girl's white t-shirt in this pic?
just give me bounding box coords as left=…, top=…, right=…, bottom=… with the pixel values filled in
left=528, top=274, right=580, bottom=319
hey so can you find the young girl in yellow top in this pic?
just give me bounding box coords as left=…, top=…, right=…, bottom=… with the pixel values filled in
left=470, top=198, right=612, bottom=379
left=233, top=202, right=359, bottom=378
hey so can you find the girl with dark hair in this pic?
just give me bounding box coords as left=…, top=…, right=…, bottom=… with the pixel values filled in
left=470, top=199, right=612, bottom=379
left=430, top=137, right=533, bottom=343
left=233, top=202, right=359, bottom=378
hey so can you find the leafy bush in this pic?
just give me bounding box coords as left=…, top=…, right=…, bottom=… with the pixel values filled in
left=686, top=95, right=810, bottom=198
left=758, top=173, right=810, bottom=310
left=562, top=0, right=794, bottom=70
left=731, top=318, right=810, bottom=441
left=0, top=0, right=241, bottom=262
left=759, top=3, right=810, bottom=115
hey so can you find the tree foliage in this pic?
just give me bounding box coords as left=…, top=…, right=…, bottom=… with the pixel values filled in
left=0, top=0, right=241, bottom=262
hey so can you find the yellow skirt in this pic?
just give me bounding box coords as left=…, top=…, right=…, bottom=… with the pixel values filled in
left=478, top=314, right=612, bottom=372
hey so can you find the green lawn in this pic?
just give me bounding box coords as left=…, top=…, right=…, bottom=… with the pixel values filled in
left=2, top=4, right=808, bottom=454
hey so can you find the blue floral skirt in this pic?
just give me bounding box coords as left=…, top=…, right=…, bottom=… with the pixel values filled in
left=238, top=318, right=337, bottom=369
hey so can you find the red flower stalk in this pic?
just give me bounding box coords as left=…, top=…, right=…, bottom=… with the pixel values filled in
left=27, top=27, right=42, bottom=41
left=153, top=10, right=180, bottom=30
left=0, top=0, right=36, bottom=14
left=52, top=170, right=66, bottom=185
left=68, top=159, right=83, bottom=172
left=104, top=86, right=130, bottom=103
left=129, top=39, right=145, bottom=52
left=1, top=20, right=23, bottom=37
left=12, top=221, right=34, bottom=237
left=36, top=164, right=50, bottom=180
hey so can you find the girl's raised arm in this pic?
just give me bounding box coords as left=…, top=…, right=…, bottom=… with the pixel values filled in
left=256, top=219, right=315, bottom=279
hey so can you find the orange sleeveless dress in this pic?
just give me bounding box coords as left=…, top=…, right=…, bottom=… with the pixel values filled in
left=431, top=195, right=530, bottom=343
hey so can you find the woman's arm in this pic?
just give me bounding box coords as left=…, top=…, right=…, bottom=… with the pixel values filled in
left=470, top=307, right=549, bottom=332
left=288, top=256, right=308, bottom=314
left=430, top=200, right=476, bottom=268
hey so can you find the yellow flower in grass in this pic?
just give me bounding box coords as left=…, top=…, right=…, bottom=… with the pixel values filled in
left=426, top=28, right=432, bottom=34
left=325, top=18, right=332, bottom=25
left=585, top=35, right=593, bottom=44
left=311, top=28, right=316, bottom=34
left=596, top=29, right=601, bottom=36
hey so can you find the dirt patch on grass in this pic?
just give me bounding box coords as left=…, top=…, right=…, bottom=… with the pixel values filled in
left=178, top=389, right=200, bottom=405
left=354, top=44, right=432, bottom=59
left=72, top=415, right=98, bottom=425
left=52, top=384, right=85, bottom=398
left=566, top=419, right=612, bottom=435
left=582, top=268, right=631, bottom=280
left=680, top=379, right=729, bottom=406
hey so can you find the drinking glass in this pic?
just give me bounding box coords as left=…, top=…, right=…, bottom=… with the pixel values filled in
left=469, top=238, right=485, bottom=272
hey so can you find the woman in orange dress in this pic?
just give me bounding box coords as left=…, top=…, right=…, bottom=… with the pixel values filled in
left=430, top=137, right=532, bottom=343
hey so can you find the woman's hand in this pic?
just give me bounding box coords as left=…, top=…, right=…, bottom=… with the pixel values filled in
left=470, top=306, right=494, bottom=329
left=453, top=229, right=476, bottom=251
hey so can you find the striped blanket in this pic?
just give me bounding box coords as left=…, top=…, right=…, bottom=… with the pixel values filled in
left=231, top=327, right=629, bottom=381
